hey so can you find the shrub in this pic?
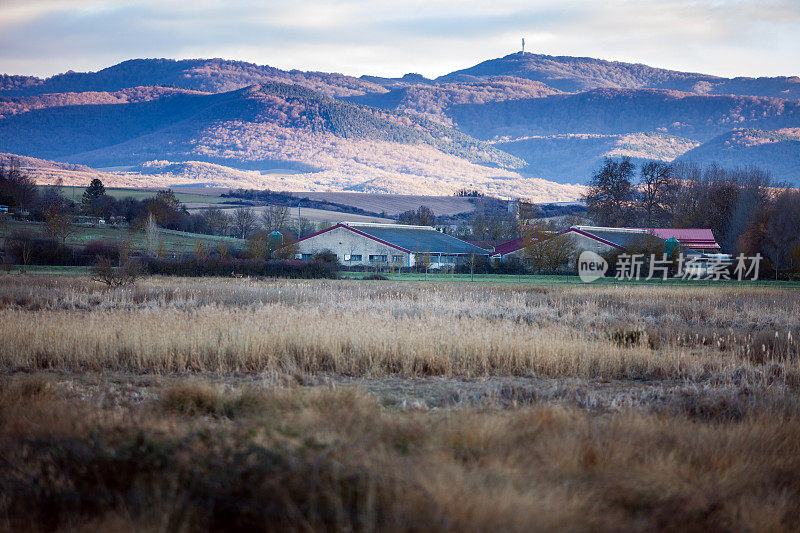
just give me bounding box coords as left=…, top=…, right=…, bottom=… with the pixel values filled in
left=159, top=381, right=267, bottom=418
left=83, top=240, right=121, bottom=262
left=6, top=234, right=78, bottom=266
left=144, top=257, right=338, bottom=279
left=92, top=257, right=142, bottom=287
left=610, top=326, right=649, bottom=348
left=312, top=249, right=339, bottom=264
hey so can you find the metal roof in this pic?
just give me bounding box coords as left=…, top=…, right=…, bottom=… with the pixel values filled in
left=572, top=228, right=651, bottom=249
left=492, top=237, right=524, bottom=256
left=572, top=226, right=720, bottom=250
left=489, top=225, right=721, bottom=257
left=648, top=228, right=720, bottom=250
left=345, top=223, right=490, bottom=255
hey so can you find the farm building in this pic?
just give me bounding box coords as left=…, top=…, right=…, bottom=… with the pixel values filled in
left=491, top=226, right=721, bottom=262
left=292, top=222, right=490, bottom=268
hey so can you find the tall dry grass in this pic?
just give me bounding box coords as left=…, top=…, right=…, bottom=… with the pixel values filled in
left=1, top=276, right=799, bottom=530
left=0, top=276, right=797, bottom=382
left=0, top=377, right=799, bottom=531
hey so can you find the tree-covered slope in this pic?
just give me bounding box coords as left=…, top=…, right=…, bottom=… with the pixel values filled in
left=496, top=133, right=699, bottom=183
left=449, top=89, right=800, bottom=142
left=678, top=128, right=800, bottom=184
left=0, top=82, right=523, bottom=170
left=344, top=77, right=560, bottom=125
left=439, top=52, right=800, bottom=99
left=0, top=58, right=387, bottom=98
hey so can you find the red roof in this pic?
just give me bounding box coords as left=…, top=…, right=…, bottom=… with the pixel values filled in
left=646, top=228, right=720, bottom=250
left=492, top=237, right=524, bottom=256
left=491, top=227, right=721, bottom=256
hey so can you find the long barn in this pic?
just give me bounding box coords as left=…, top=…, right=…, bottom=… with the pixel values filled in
left=292, top=222, right=490, bottom=268
left=491, top=226, right=721, bottom=262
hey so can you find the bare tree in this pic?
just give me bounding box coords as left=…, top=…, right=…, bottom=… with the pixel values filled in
left=0, top=156, right=37, bottom=209
left=638, top=162, right=676, bottom=228
left=145, top=213, right=161, bottom=257
left=764, top=189, right=800, bottom=273
left=465, top=254, right=479, bottom=281
left=516, top=201, right=539, bottom=226
left=273, top=240, right=299, bottom=260
left=399, top=206, right=435, bottom=226
left=202, top=207, right=231, bottom=236
left=232, top=207, right=257, bottom=239
left=522, top=223, right=575, bottom=273
left=584, top=157, right=636, bottom=227
left=543, top=233, right=576, bottom=273
left=293, top=217, right=315, bottom=238
left=41, top=184, right=73, bottom=246
left=246, top=230, right=271, bottom=260
left=8, top=231, right=34, bottom=267
left=522, top=225, right=553, bottom=273
left=261, top=205, right=290, bottom=233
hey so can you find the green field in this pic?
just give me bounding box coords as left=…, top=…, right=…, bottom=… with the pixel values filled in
left=340, top=270, right=800, bottom=287
left=41, top=185, right=234, bottom=206
left=4, top=220, right=246, bottom=254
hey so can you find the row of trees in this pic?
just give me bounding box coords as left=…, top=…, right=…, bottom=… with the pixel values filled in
left=203, top=205, right=322, bottom=241
left=585, top=157, right=800, bottom=273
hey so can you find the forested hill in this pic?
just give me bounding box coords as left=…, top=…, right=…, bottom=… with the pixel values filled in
left=1, top=52, right=799, bottom=192
left=678, top=128, right=800, bottom=181
left=343, top=77, right=561, bottom=125
left=0, top=82, right=521, bottom=169
left=448, top=89, right=800, bottom=142
left=0, top=58, right=387, bottom=98
left=439, top=52, right=800, bottom=99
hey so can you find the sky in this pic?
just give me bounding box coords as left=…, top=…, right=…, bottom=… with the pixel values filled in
left=1, top=0, right=798, bottom=79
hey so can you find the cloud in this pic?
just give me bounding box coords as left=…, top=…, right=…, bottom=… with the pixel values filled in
left=0, top=0, right=798, bottom=78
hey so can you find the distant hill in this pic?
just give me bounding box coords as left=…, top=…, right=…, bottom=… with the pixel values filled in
left=0, top=58, right=387, bottom=98
left=439, top=52, right=800, bottom=99
left=2, top=53, right=799, bottom=191
left=0, top=152, right=138, bottom=187
left=0, top=86, right=203, bottom=119
left=0, top=82, right=522, bottom=169
left=448, top=89, right=800, bottom=142
left=1, top=83, right=590, bottom=200
left=344, top=77, right=560, bottom=126
left=496, top=133, right=699, bottom=183
left=678, top=128, right=800, bottom=182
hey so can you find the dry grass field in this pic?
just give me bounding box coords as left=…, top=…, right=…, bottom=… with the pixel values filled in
left=1, top=276, right=799, bottom=531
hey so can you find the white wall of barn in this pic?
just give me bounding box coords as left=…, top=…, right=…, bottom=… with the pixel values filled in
left=295, top=226, right=413, bottom=267
left=564, top=232, right=618, bottom=255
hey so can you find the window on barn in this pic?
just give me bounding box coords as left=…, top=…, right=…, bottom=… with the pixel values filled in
left=301, top=254, right=313, bottom=260
left=369, top=255, right=388, bottom=262
left=349, top=254, right=362, bottom=261
left=392, top=255, right=403, bottom=263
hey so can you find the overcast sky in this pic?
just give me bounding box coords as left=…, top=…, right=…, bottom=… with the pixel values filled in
left=1, top=0, right=798, bottom=79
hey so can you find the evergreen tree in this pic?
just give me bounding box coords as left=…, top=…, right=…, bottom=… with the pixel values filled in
left=81, top=179, right=106, bottom=209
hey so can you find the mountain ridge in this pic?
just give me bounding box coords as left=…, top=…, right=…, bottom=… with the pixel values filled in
left=438, top=52, right=800, bottom=99
left=2, top=53, right=799, bottom=193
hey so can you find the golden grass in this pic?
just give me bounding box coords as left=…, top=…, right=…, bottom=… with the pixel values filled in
left=1, top=276, right=799, bottom=530
left=0, top=277, right=797, bottom=382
